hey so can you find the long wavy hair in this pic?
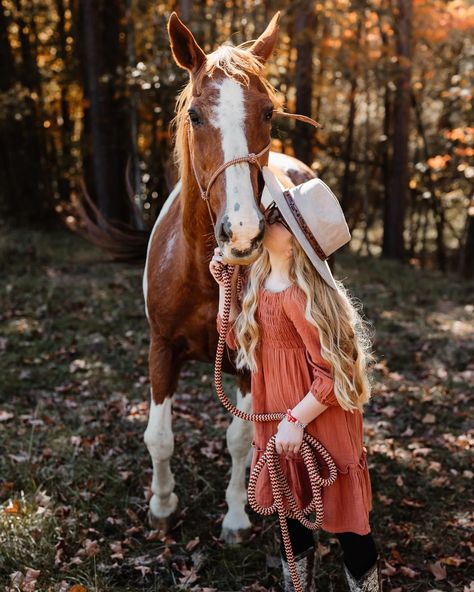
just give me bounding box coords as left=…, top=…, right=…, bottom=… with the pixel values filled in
left=232, top=237, right=376, bottom=413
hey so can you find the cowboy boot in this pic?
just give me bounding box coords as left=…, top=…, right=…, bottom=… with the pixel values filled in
left=280, top=545, right=318, bottom=592
left=342, top=554, right=383, bottom=592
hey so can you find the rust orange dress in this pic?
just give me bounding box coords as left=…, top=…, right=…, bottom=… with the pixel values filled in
left=216, top=279, right=373, bottom=535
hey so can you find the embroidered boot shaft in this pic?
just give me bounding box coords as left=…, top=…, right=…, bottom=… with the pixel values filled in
left=281, top=545, right=318, bottom=592
left=343, top=554, right=383, bottom=592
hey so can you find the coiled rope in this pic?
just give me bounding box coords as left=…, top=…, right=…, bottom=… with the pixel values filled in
left=213, top=263, right=338, bottom=592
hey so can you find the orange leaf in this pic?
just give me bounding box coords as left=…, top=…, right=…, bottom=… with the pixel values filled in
left=4, top=499, right=21, bottom=514
left=441, top=556, right=466, bottom=566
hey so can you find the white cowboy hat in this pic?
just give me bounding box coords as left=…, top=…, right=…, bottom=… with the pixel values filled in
left=261, top=166, right=351, bottom=290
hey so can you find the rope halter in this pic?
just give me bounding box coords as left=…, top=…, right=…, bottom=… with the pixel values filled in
left=186, top=124, right=270, bottom=226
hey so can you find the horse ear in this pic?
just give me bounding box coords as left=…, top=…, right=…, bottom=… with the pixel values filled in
left=167, top=12, right=206, bottom=74
left=250, top=11, right=281, bottom=64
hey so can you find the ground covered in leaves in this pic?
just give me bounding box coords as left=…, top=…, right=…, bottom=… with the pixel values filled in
left=0, top=228, right=473, bottom=592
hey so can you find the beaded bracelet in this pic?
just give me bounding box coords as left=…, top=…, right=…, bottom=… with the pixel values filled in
left=286, top=408, right=307, bottom=430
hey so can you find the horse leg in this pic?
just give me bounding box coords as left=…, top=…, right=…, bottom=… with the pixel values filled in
left=221, top=385, right=254, bottom=543
left=144, top=337, right=180, bottom=530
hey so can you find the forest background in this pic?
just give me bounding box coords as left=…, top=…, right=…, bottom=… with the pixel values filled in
left=0, top=0, right=473, bottom=272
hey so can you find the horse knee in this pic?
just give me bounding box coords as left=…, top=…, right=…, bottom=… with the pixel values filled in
left=144, top=395, right=174, bottom=461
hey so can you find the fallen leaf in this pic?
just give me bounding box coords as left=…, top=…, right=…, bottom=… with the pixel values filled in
left=380, top=405, right=396, bottom=418
left=381, top=561, right=397, bottom=576
left=186, top=536, right=200, bottom=552
left=429, top=561, right=447, bottom=580
left=109, top=541, right=123, bottom=560
left=400, top=565, right=418, bottom=578
left=23, top=569, right=41, bottom=592
left=441, top=555, right=466, bottom=566
left=400, top=498, right=425, bottom=508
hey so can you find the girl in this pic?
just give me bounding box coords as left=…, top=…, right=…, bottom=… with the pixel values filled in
left=210, top=167, right=382, bottom=592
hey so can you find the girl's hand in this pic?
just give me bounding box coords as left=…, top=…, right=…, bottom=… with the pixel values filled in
left=275, top=418, right=304, bottom=455
left=209, top=247, right=238, bottom=287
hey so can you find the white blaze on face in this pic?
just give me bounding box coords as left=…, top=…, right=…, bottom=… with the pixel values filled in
left=211, top=78, right=259, bottom=245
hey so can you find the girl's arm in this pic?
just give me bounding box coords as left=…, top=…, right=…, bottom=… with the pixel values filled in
left=275, top=393, right=328, bottom=455
left=282, top=289, right=340, bottom=408
left=290, top=390, right=328, bottom=424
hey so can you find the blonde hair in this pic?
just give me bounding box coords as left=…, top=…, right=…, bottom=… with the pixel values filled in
left=232, top=237, right=376, bottom=413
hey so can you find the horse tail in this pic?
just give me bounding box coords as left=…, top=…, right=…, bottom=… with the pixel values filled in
left=67, top=178, right=151, bottom=262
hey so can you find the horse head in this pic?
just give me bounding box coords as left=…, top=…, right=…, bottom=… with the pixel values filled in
left=168, top=11, right=282, bottom=265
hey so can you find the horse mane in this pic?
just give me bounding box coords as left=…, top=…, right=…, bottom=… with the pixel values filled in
left=171, top=43, right=283, bottom=179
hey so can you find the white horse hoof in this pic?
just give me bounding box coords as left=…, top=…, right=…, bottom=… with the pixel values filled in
left=220, top=525, right=253, bottom=544
left=148, top=493, right=180, bottom=531
left=148, top=507, right=180, bottom=531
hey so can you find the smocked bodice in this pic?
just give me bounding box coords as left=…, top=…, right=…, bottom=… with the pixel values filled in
left=257, top=286, right=306, bottom=349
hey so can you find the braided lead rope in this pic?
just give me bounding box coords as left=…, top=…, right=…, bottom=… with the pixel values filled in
left=214, top=263, right=338, bottom=592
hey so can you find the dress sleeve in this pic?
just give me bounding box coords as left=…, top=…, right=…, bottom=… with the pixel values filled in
left=282, top=288, right=340, bottom=407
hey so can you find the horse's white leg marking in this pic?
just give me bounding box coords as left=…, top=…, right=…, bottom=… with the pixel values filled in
left=222, top=387, right=253, bottom=535
left=144, top=391, right=178, bottom=520
left=211, top=79, right=260, bottom=245
left=143, top=179, right=182, bottom=319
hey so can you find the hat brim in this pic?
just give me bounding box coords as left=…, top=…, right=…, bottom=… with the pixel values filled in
left=261, top=166, right=339, bottom=291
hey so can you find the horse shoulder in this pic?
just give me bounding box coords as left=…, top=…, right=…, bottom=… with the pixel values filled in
left=143, top=181, right=183, bottom=320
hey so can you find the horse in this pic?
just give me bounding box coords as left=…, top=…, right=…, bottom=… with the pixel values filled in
left=143, top=11, right=315, bottom=543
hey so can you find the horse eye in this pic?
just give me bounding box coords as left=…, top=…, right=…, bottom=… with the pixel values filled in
left=264, top=108, right=274, bottom=121
left=188, top=109, right=202, bottom=126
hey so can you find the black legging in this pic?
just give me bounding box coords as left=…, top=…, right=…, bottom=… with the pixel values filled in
left=279, top=517, right=378, bottom=580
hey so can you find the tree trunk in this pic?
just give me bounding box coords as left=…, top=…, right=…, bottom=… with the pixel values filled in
left=293, top=4, right=317, bottom=165
left=341, top=18, right=362, bottom=220
left=0, top=0, right=53, bottom=223
left=461, top=204, right=474, bottom=278
left=78, top=0, right=130, bottom=223
left=0, top=4, right=15, bottom=90
left=382, top=0, right=412, bottom=260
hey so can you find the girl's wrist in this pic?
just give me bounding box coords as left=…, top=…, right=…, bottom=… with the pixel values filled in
left=286, top=408, right=307, bottom=430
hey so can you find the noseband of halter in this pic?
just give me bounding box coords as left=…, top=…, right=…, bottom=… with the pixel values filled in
left=186, top=110, right=322, bottom=228
left=186, top=124, right=270, bottom=227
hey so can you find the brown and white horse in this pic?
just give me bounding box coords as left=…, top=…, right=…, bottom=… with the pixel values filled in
left=143, top=11, right=314, bottom=543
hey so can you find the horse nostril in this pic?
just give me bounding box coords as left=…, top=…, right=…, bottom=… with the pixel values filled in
left=218, top=218, right=233, bottom=241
